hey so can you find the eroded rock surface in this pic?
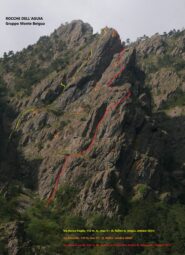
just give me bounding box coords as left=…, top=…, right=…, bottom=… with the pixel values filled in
left=0, top=21, right=184, bottom=217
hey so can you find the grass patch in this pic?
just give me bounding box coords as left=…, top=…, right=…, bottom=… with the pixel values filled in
left=163, top=89, right=185, bottom=109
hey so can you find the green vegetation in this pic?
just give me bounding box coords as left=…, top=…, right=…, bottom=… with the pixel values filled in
left=157, top=54, right=185, bottom=73
left=163, top=89, right=185, bottom=109
left=0, top=76, right=7, bottom=96
left=0, top=241, right=7, bottom=255
left=24, top=200, right=62, bottom=252
left=173, top=59, right=185, bottom=72
left=0, top=181, right=185, bottom=255
left=22, top=185, right=80, bottom=253
left=143, top=53, right=185, bottom=74
left=157, top=54, right=173, bottom=68
left=13, top=63, right=49, bottom=95
left=131, top=184, right=150, bottom=202
left=23, top=197, right=185, bottom=255
left=124, top=201, right=185, bottom=255
left=0, top=26, right=185, bottom=255
left=51, top=56, right=69, bottom=72
left=141, top=54, right=159, bottom=74
left=0, top=195, right=18, bottom=222
left=138, top=184, right=148, bottom=195
left=0, top=37, right=71, bottom=96
left=61, top=119, right=71, bottom=127
left=0, top=182, right=22, bottom=223
left=12, top=53, right=70, bottom=95
left=54, top=185, right=78, bottom=213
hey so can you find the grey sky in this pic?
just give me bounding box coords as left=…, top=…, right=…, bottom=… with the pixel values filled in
left=0, top=0, right=185, bottom=56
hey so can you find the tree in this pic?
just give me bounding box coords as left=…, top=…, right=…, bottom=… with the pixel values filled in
left=163, top=32, right=167, bottom=37
left=7, top=51, right=14, bottom=58
left=126, top=38, right=130, bottom=44
left=3, top=52, right=8, bottom=60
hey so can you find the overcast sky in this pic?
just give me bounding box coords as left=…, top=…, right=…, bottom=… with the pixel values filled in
left=0, top=0, right=185, bottom=56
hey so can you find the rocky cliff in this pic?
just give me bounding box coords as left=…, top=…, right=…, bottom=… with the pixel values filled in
left=0, top=21, right=185, bottom=255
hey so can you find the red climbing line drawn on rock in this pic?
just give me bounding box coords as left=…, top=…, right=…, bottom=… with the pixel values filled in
left=47, top=47, right=132, bottom=205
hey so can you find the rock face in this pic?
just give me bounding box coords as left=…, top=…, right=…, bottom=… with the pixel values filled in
left=136, top=34, right=166, bottom=56
left=0, top=20, right=185, bottom=254
left=54, top=20, right=93, bottom=47
left=133, top=29, right=185, bottom=204
left=0, top=21, right=185, bottom=217
left=0, top=221, right=27, bottom=255
left=134, top=31, right=185, bottom=111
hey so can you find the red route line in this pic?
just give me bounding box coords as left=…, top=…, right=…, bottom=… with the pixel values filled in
left=47, top=48, right=132, bottom=204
